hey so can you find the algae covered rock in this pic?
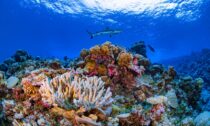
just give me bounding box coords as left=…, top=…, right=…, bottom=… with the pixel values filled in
left=166, top=89, right=178, bottom=109
left=128, top=41, right=147, bottom=57
left=0, top=71, right=5, bottom=84
left=180, top=117, right=194, bottom=126
left=146, top=96, right=167, bottom=105
left=6, top=76, right=19, bottom=89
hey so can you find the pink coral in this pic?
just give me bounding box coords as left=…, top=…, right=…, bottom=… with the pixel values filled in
left=108, top=64, right=118, bottom=77
left=130, top=65, right=145, bottom=76
left=150, top=104, right=165, bottom=121
left=78, top=42, right=146, bottom=92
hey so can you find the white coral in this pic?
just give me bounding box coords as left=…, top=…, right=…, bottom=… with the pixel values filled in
left=73, top=76, right=113, bottom=110
left=165, top=89, right=178, bottom=108
left=39, top=77, right=55, bottom=106
left=146, top=96, right=167, bottom=105
left=39, top=72, right=113, bottom=111
left=39, top=72, right=76, bottom=108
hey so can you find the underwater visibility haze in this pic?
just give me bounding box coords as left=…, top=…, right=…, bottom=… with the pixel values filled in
left=0, top=0, right=210, bottom=62
left=0, top=0, right=210, bottom=126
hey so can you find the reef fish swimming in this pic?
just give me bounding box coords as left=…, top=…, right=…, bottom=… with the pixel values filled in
left=87, top=27, right=122, bottom=39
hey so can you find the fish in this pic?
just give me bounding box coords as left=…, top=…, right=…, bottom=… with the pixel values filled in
left=147, top=44, right=155, bottom=52
left=87, top=27, right=122, bottom=39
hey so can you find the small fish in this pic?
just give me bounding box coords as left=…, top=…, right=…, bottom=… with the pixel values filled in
left=147, top=44, right=155, bottom=52
left=87, top=27, right=122, bottom=39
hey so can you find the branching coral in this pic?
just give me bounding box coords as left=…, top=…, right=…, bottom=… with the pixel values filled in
left=0, top=42, right=206, bottom=126
left=39, top=71, right=77, bottom=109
left=73, top=76, right=113, bottom=111
left=39, top=71, right=113, bottom=111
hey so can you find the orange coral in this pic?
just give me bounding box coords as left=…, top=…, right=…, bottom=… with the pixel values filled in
left=85, top=61, right=96, bottom=73
left=90, top=45, right=101, bottom=55
left=100, top=43, right=110, bottom=55
left=97, top=64, right=107, bottom=76
left=78, top=42, right=144, bottom=92
left=22, top=80, right=40, bottom=100
left=50, top=107, right=76, bottom=120
left=118, top=52, right=133, bottom=67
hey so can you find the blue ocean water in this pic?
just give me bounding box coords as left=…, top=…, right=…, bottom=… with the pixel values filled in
left=0, top=0, right=210, bottom=62
left=1, top=1, right=210, bottom=125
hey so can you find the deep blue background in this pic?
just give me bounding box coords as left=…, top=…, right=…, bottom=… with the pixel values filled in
left=0, top=0, right=210, bottom=62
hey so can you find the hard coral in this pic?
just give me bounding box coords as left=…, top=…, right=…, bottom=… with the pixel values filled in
left=97, top=64, right=107, bottom=76
left=150, top=104, right=165, bottom=121
left=85, top=61, right=97, bottom=74
left=117, top=52, right=132, bottom=67
left=107, top=64, right=118, bottom=77
left=22, top=81, right=40, bottom=100
left=78, top=42, right=145, bottom=93
left=0, top=41, right=207, bottom=126
left=39, top=71, right=113, bottom=112
left=90, top=45, right=101, bottom=55
left=73, top=76, right=113, bottom=111
left=39, top=71, right=76, bottom=109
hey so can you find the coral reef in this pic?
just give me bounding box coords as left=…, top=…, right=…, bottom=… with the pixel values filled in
left=73, top=76, right=113, bottom=111
left=0, top=42, right=207, bottom=126
left=1, top=68, right=113, bottom=125
left=77, top=42, right=145, bottom=92
left=162, top=48, right=210, bottom=111
left=0, top=50, right=71, bottom=80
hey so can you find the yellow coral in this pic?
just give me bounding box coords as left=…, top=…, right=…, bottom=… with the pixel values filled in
left=118, top=52, right=133, bottom=67
left=97, top=65, right=107, bottom=76
left=85, top=61, right=96, bottom=73
left=50, top=107, right=76, bottom=120
left=100, top=43, right=110, bottom=55
left=90, top=45, right=101, bottom=55
left=22, top=80, right=40, bottom=98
